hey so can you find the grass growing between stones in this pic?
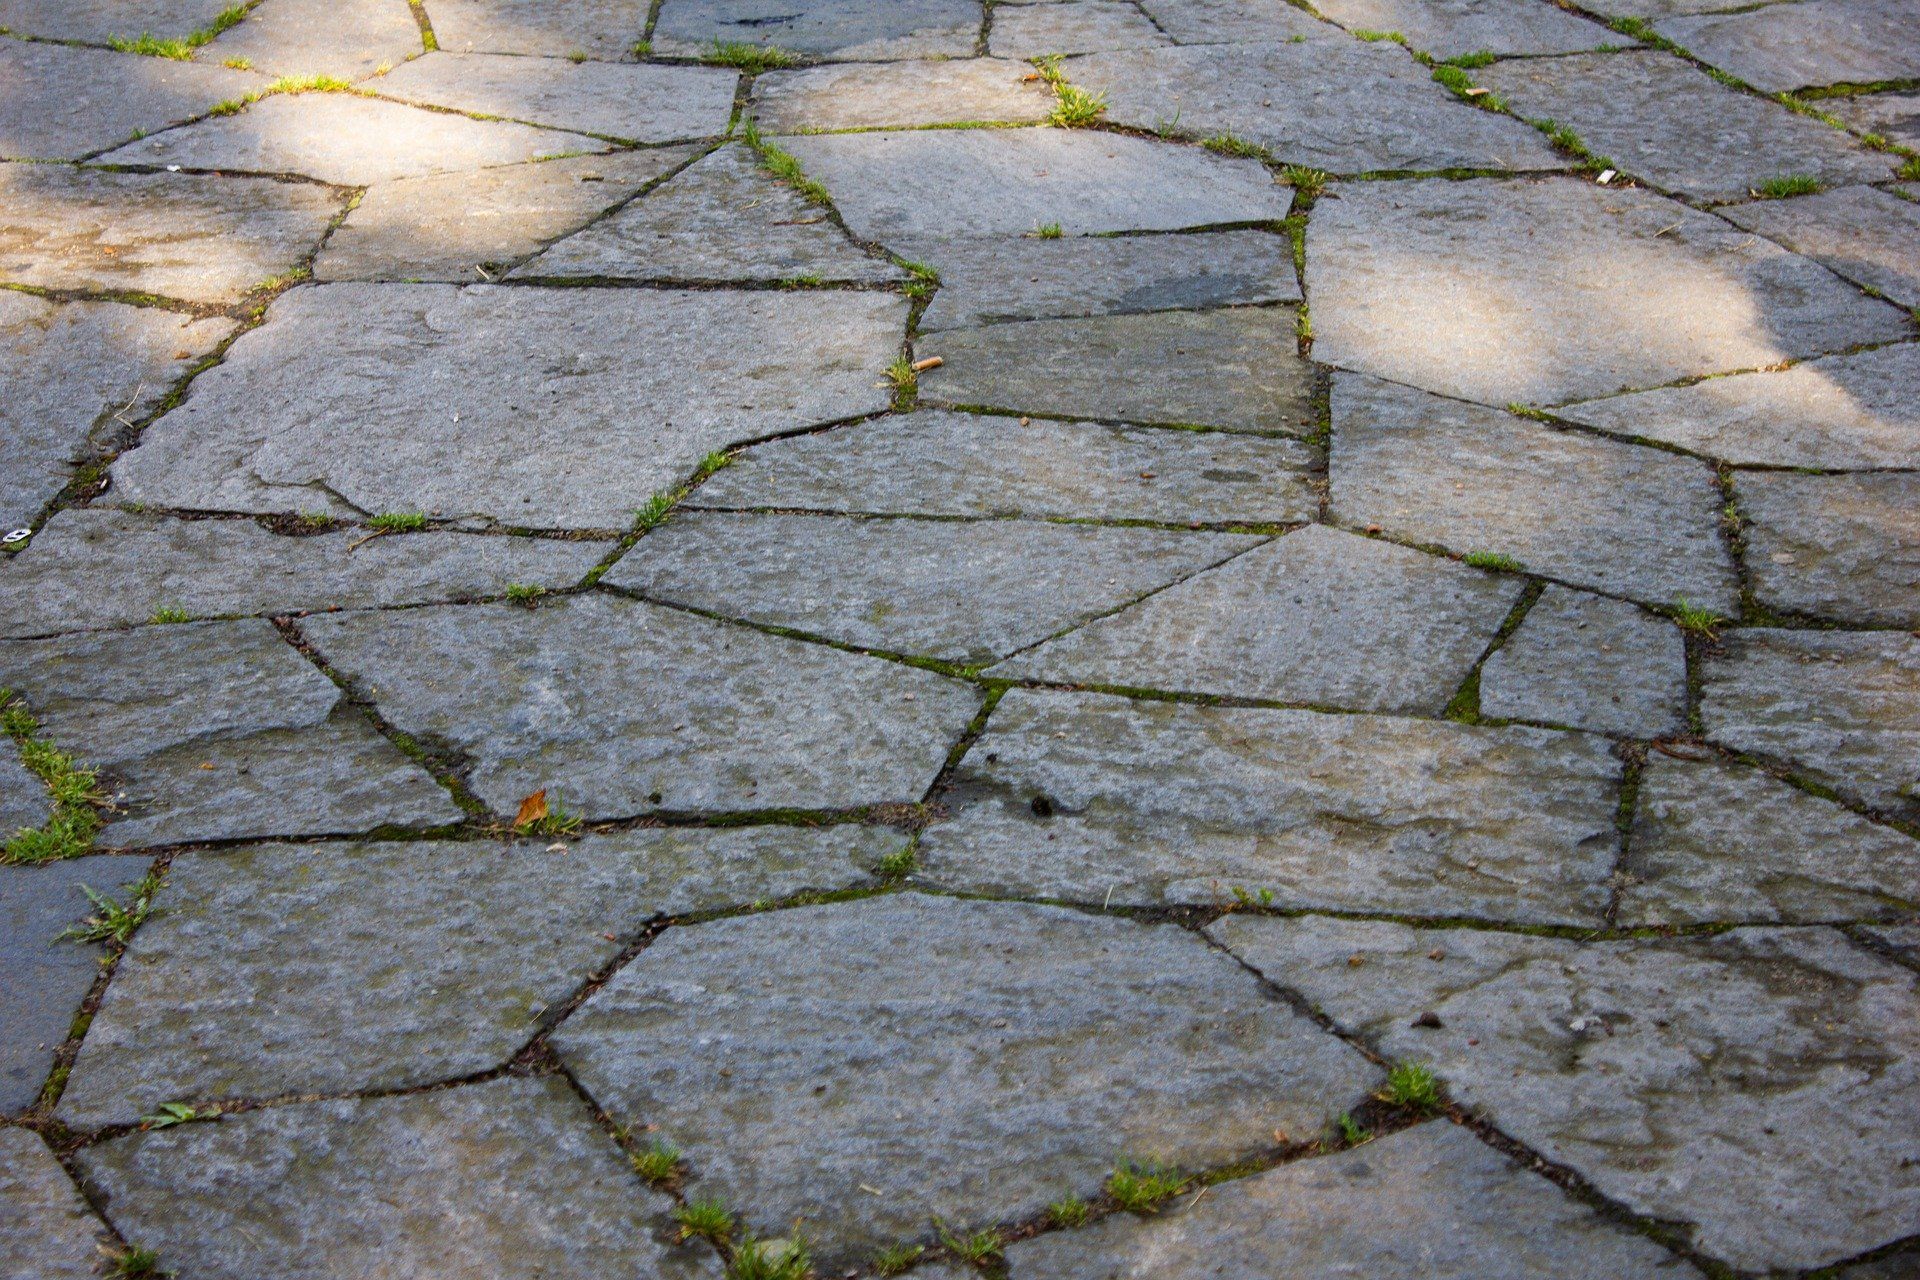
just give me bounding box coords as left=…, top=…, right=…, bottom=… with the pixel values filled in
left=871, top=1242, right=925, bottom=1275
left=705, top=41, right=799, bottom=73
left=1529, top=118, right=1614, bottom=174
left=1753, top=174, right=1823, bottom=198
left=59, top=874, right=163, bottom=945
left=108, top=4, right=245, bottom=58
left=1, top=690, right=106, bottom=865
left=677, top=1196, right=736, bottom=1243
left=886, top=355, right=919, bottom=410
left=630, top=1139, right=683, bottom=1187
left=1032, top=56, right=1108, bottom=128
left=1048, top=1195, right=1091, bottom=1227
left=728, top=1233, right=810, bottom=1280
left=1462, top=550, right=1523, bottom=573
left=101, top=1244, right=164, bottom=1278
left=368, top=512, right=429, bottom=532
left=1378, top=1061, right=1442, bottom=1113
left=149, top=606, right=194, bottom=624
left=1106, top=1161, right=1188, bottom=1213
left=739, top=122, right=833, bottom=206
left=937, top=1222, right=1004, bottom=1263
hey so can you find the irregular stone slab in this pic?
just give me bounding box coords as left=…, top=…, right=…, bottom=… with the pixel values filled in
left=314, top=148, right=694, bottom=281
left=1479, top=51, right=1892, bottom=203
left=0, top=164, right=344, bottom=304
left=1741, top=471, right=1920, bottom=628
left=1702, top=628, right=1920, bottom=820
left=554, top=894, right=1377, bottom=1265
left=905, top=229, right=1300, bottom=332
left=0, top=1128, right=104, bottom=1278
left=1004, top=1122, right=1694, bottom=1279
left=1134, top=0, right=1339, bottom=43
left=301, top=594, right=977, bottom=817
left=1328, top=374, right=1738, bottom=609
left=1210, top=915, right=1920, bottom=1272
left=1619, top=756, right=1920, bottom=924
left=0, top=293, right=232, bottom=532
left=690, top=410, right=1322, bottom=523
left=0, top=0, right=237, bottom=42
left=996, top=524, right=1519, bottom=712
left=110, top=284, right=904, bottom=530
left=78, top=1077, right=719, bottom=1280
left=988, top=0, right=1171, bottom=57
left=605, top=512, right=1260, bottom=663
left=427, top=0, right=649, bottom=58
left=0, top=754, right=49, bottom=841
left=0, top=39, right=259, bottom=161
left=1555, top=343, right=1920, bottom=469
left=204, top=0, right=424, bottom=80
left=0, top=509, right=604, bottom=640
left=1479, top=586, right=1687, bottom=737
left=653, top=0, right=981, bottom=60
left=516, top=144, right=900, bottom=283
left=1570, top=0, right=1770, bottom=18
left=918, top=689, right=1619, bottom=921
left=1072, top=40, right=1562, bottom=174
left=0, top=620, right=461, bottom=847
left=1829, top=90, right=1920, bottom=147
left=779, top=129, right=1290, bottom=239
left=920, top=308, right=1316, bottom=432
left=1723, top=185, right=1920, bottom=310
left=98, top=92, right=600, bottom=185
left=752, top=58, right=1054, bottom=131
left=1308, top=177, right=1908, bottom=406
left=1655, top=0, right=1920, bottom=94
left=55, top=826, right=897, bottom=1126
left=1, top=857, right=148, bottom=1114
left=1859, top=922, right=1920, bottom=965
left=375, top=52, right=736, bottom=140
left=1840, top=1241, right=1920, bottom=1280
left=1311, top=0, right=1622, bottom=57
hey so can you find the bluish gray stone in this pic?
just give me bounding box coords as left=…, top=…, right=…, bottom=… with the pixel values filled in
left=1134, top=0, right=1342, bottom=43
left=427, top=0, right=651, bottom=59
left=201, top=0, right=425, bottom=80
left=1740, top=471, right=1920, bottom=628
left=374, top=52, right=737, bottom=141
left=1311, top=0, right=1623, bottom=57
left=1722, top=185, right=1920, bottom=310
left=988, top=0, right=1171, bottom=57
left=0, top=1127, right=105, bottom=1279
left=1655, top=0, right=1920, bottom=94
left=653, top=0, right=982, bottom=59
left=752, top=58, right=1056, bottom=131
left=0, top=39, right=260, bottom=161
left=1479, top=587, right=1688, bottom=737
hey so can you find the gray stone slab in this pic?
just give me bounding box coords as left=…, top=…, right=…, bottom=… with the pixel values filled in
left=1554, top=343, right=1920, bottom=470
left=1838, top=1240, right=1920, bottom=1280
left=0, top=293, right=232, bottom=533
left=1328, top=374, right=1739, bottom=610
left=2, top=857, right=148, bottom=1114
left=0, top=1128, right=103, bottom=1279
left=314, top=148, right=695, bottom=282
left=1071, top=40, right=1562, bottom=174
left=0, top=0, right=237, bottom=42
left=553, top=894, right=1378, bottom=1266
left=1307, top=176, right=1909, bottom=406
left=1479, top=51, right=1892, bottom=204
left=109, top=284, right=905, bottom=530
left=988, top=0, right=1171, bottom=57
left=204, top=0, right=424, bottom=80
left=0, top=754, right=49, bottom=841
left=0, top=509, right=604, bottom=640
left=1572, top=0, right=1770, bottom=18
left=55, top=826, right=898, bottom=1126
left=0, top=620, right=462, bottom=847
left=1656, top=0, right=1920, bottom=94
left=426, top=0, right=648, bottom=58
left=1479, top=586, right=1688, bottom=737
left=0, top=164, right=344, bottom=304
left=751, top=58, right=1055, bottom=131
left=1003, top=1122, right=1694, bottom=1279
left=1702, top=628, right=1920, bottom=821
left=1209, top=915, right=1920, bottom=1272
left=98, top=91, right=601, bottom=185
left=516, top=144, right=900, bottom=283
left=653, top=0, right=982, bottom=60
left=995, top=524, right=1521, bottom=713
left=1741, top=471, right=1920, bottom=628
left=917, top=689, right=1620, bottom=922
left=1619, top=755, right=1920, bottom=925
left=1829, top=90, right=1920, bottom=147
left=689, top=410, right=1322, bottom=523
left=920, top=308, right=1316, bottom=432
left=77, top=1076, right=720, bottom=1280
left=0, top=39, right=260, bottom=161
left=905, top=229, right=1300, bottom=332
left=374, top=51, right=736, bottom=140
left=300, top=594, right=978, bottom=818
left=1859, top=922, right=1920, bottom=964
left=1134, top=0, right=1340, bottom=43
left=779, top=129, right=1291, bottom=239
left=1722, top=185, right=1920, bottom=310
left=605, top=511, right=1261, bottom=663
left=1312, top=0, right=1623, bottom=57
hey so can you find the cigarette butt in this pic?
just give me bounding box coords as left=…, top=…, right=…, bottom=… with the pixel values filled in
left=910, top=356, right=943, bottom=371
left=1464, top=86, right=1489, bottom=96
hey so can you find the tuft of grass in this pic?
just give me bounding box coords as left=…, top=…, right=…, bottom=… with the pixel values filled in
left=107, top=6, right=245, bottom=61
left=60, top=875, right=162, bottom=945
left=1280, top=165, right=1328, bottom=201
left=635, top=492, right=676, bottom=530
left=875, top=843, right=915, bottom=880
left=728, top=1234, right=810, bottom=1280
left=1202, top=132, right=1267, bottom=159
left=630, top=1139, right=682, bottom=1186
left=1107, top=1161, right=1187, bottom=1213
left=1462, top=550, right=1522, bottom=573
left=694, top=450, right=735, bottom=481
left=739, top=121, right=833, bottom=205
left=677, top=1197, right=735, bottom=1243
left=632, top=39, right=652, bottom=56
left=504, top=583, right=546, bottom=607
left=1048, top=1195, right=1090, bottom=1227
left=514, top=791, right=582, bottom=836
left=1353, top=28, right=1408, bottom=44
left=937, top=1222, right=1003, bottom=1263
left=567, top=49, right=589, bottom=63
left=1048, top=82, right=1108, bottom=128
left=1753, top=173, right=1822, bottom=198
left=705, top=40, right=798, bottom=72
left=1898, top=156, right=1920, bottom=181
left=102, top=1243, right=164, bottom=1277
left=222, top=55, right=251, bottom=69
left=139, top=1101, right=199, bottom=1129
left=871, top=1242, right=925, bottom=1276
left=1332, top=1112, right=1372, bottom=1146
left=898, top=257, right=940, bottom=300
left=1670, top=598, right=1725, bottom=638
left=1031, top=220, right=1064, bottom=239
left=368, top=512, right=428, bottom=532
left=2, top=690, right=106, bottom=865
left=148, top=606, right=194, bottom=624
left=263, top=73, right=356, bottom=95
left=1446, top=49, right=1497, bottom=68
left=1379, top=1060, right=1442, bottom=1112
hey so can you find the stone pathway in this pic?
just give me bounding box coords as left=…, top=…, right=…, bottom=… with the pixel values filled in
left=0, top=0, right=1916, bottom=1276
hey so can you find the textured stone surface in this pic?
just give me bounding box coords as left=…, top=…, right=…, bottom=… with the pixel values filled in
left=1135, top=0, right=1343, bottom=43
left=988, top=0, right=1171, bottom=57
left=1312, top=0, right=1621, bottom=57
left=517, top=144, right=900, bottom=283
left=0, top=0, right=237, bottom=42
left=78, top=1076, right=720, bottom=1279
left=553, top=894, right=1377, bottom=1264
left=1004, top=1122, right=1694, bottom=1279
left=921, top=308, right=1316, bottom=432
left=1479, top=586, right=1687, bottom=737
left=919, top=690, right=1619, bottom=921
left=0, top=754, right=49, bottom=841
left=0, top=164, right=344, bottom=304
left=690, top=410, right=1322, bottom=523
left=0, top=1128, right=103, bottom=1279
left=1829, top=90, right=1920, bottom=147
left=0, top=39, right=259, bottom=161
left=0, top=620, right=461, bottom=847
left=426, top=0, right=647, bottom=58
left=997, top=524, right=1520, bottom=712
left=56, top=826, right=898, bottom=1126
left=1723, top=185, right=1920, bottom=310
left=1073, top=40, right=1562, bottom=174
left=0, top=509, right=604, bottom=640
left=1212, top=915, right=1920, bottom=1272
left=1741, top=471, right=1920, bottom=628
left=1656, top=0, right=1920, bottom=94
left=301, top=594, right=977, bottom=817
left=375, top=52, right=736, bottom=140
left=753, top=58, right=1055, bottom=130
left=1619, top=755, right=1920, bottom=924
left=1329, top=374, right=1738, bottom=609
left=605, top=511, right=1260, bottom=662
left=110, top=284, right=904, bottom=529
left=205, top=0, right=424, bottom=80
left=1479, top=51, right=1891, bottom=203
left=1308, top=177, right=1908, bottom=406
left=654, top=0, right=981, bottom=58
left=1701, top=628, right=1920, bottom=821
